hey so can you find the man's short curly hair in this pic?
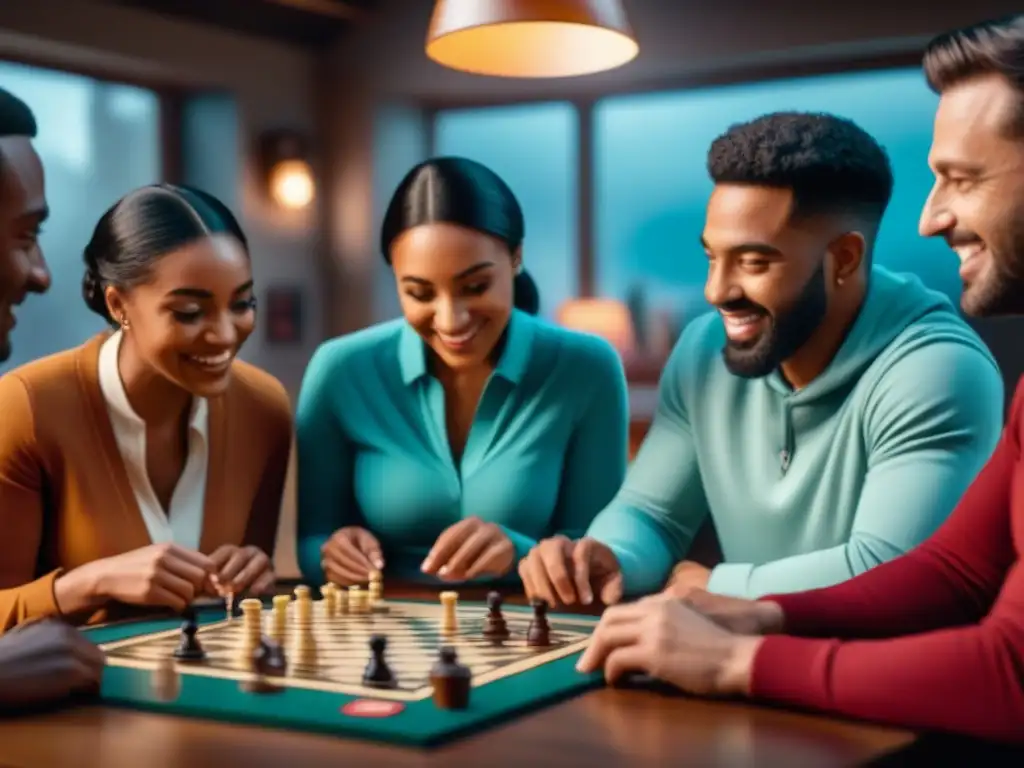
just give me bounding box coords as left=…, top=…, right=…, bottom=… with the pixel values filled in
left=706, top=111, right=893, bottom=226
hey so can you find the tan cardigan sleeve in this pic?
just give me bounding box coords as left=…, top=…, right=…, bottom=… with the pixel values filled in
left=0, top=373, right=62, bottom=631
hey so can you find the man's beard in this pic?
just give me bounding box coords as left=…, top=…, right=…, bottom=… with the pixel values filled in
left=959, top=221, right=1024, bottom=317
left=721, top=262, right=828, bottom=378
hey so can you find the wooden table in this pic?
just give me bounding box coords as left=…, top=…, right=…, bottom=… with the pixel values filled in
left=0, top=585, right=918, bottom=768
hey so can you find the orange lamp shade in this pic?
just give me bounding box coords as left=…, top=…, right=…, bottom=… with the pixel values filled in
left=425, top=0, right=639, bottom=78
left=557, top=298, right=636, bottom=353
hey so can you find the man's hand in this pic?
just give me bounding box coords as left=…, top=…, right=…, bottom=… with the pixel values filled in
left=421, top=517, right=515, bottom=581
left=681, top=589, right=785, bottom=635
left=518, top=536, right=623, bottom=607
left=663, top=560, right=711, bottom=596
left=576, top=594, right=763, bottom=697
left=208, top=545, right=276, bottom=596
left=0, top=620, right=105, bottom=708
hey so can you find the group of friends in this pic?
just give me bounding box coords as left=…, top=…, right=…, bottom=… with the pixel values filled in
left=0, top=13, right=1021, bottom=746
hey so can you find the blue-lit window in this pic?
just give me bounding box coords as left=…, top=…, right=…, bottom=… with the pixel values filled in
left=594, top=68, right=947, bottom=327
left=433, top=103, right=578, bottom=319
left=0, top=61, right=162, bottom=372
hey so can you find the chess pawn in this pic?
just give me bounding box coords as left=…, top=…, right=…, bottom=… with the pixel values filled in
left=482, top=591, right=509, bottom=641
left=173, top=616, right=206, bottom=661
left=362, top=634, right=397, bottom=689
left=430, top=646, right=471, bottom=710
left=527, top=598, right=551, bottom=647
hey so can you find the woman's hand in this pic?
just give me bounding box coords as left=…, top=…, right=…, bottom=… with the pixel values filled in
left=207, top=544, right=276, bottom=596
left=321, top=526, right=385, bottom=586
left=421, top=517, right=516, bottom=581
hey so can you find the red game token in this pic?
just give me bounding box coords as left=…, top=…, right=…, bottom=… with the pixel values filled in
left=340, top=699, right=406, bottom=718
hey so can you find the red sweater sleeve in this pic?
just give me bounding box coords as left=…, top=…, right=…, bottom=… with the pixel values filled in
left=749, top=382, right=1024, bottom=742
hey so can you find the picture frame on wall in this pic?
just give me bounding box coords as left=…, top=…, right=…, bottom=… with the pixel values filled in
left=265, top=285, right=303, bottom=344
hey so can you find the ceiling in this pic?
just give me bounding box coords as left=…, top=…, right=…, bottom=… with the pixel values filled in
left=105, top=0, right=376, bottom=47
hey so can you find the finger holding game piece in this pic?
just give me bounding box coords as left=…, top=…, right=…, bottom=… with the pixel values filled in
left=430, top=646, right=471, bottom=709
left=321, top=526, right=384, bottom=585
left=421, top=517, right=515, bottom=581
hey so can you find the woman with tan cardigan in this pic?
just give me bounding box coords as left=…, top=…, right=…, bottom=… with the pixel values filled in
left=0, top=184, right=292, bottom=631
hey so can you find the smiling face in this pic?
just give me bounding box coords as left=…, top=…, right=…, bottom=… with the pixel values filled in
left=390, top=222, right=518, bottom=373
left=104, top=234, right=256, bottom=397
left=702, top=184, right=841, bottom=378
left=0, top=137, right=50, bottom=361
left=921, top=73, right=1024, bottom=316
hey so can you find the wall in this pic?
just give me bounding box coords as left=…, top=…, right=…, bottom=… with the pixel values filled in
left=0, top=0, right=323, bottom=576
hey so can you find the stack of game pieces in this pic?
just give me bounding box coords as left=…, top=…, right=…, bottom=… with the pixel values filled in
left=239, top=598, right=263, bottom=663
left=270, top=594, right=290, bottom=643
left=368, top=570, right=386, bottom=612
left=292, top=586, right=317, bottom=665
left=348, top=585, right=367, bottom=614
left=321, top=583, right=337, bottom=617
left=440, top=591, right=458, bottom=634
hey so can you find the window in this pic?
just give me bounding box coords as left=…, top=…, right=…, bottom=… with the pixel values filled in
left=433, top=102, right=578, bottom=319
left=0, top=61, right=162, bottom=373
left=594, top=68, right=947, bottom=329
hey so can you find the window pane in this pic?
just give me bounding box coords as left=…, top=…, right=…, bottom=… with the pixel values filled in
left=433, top=103, right=578, bottom=319
left=0, top=61, right=161, bottom=372
left=594, top=68, right=947, bottom=329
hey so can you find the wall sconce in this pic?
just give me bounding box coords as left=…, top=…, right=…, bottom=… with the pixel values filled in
left=557, top=297, right=636, bottom=354
left=257, top=129, right=315, bottom=210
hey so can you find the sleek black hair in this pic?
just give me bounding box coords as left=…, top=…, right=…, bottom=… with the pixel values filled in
left=82, top=184, right=249, bottom=324
left=923, top=15, right=1024, bottom=135
left=0, top=87, right=37, bottom=138
left=379, top=156, right=539, bottom=315
left=707, top=111, right=894, bottom=227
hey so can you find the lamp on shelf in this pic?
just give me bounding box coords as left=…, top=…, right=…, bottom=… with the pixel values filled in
left=425, top=0, right=639, bottom=78
left=556, top=297, right=636, bottom=355
left=257, top=129, right=315, bottom=211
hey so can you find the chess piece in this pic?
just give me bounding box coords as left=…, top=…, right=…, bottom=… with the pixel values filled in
left=430, top=646, right=471, bottom=709
left=239, top=598, right=263, bottom=662
left=173, top=613, right=206, bottom=661
left=242, top=637, right=288, bottom=694
left=526, top=598, right=550, bottom=647
left=270, top=594, right=290, bottom=643
left=440, top=591, right=458, bottom=634
left=362, top=634, right=397, bottom=689
left=151, top=657, right=180, bottom=701
left=482, top=591, right=509, bottom=641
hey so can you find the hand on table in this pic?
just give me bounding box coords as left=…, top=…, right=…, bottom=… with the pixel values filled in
left=208, top=544, right=276, bottom=596
left=0, top=620, right=105, bottom=708
left=518, top=536, right=623, bottom=607
left=421, top=517, right=515, bottom=581
left=56, top=543, right=215, bottom=615
left=663, top=560, right=712, bottom=596
left=680, top=589, right=785, bottom=635
left=321, top=526, right=385, bottom=586
left=576, top=593, right=764, bottom=697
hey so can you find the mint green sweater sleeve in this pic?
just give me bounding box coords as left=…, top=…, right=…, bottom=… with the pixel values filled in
left=706, top=341, right=1004, bottom=598
left=585, top=343, right=710, bottom=596
left=501, top=340, right=630, bottom=560
left=294, top=342, right=355, bottom=585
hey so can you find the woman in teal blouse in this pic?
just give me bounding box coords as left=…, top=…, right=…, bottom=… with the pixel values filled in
left=295, top=156, right=629, bottom=587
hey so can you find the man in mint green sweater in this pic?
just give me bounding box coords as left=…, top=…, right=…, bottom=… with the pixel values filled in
left=519, top=111, right=1004, bottom=603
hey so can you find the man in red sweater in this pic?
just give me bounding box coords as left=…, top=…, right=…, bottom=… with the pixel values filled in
left=577, top=15, right=1024, bottom=745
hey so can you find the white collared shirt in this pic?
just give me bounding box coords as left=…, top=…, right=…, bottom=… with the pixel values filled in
left=97, top=331, right=209, bottom=549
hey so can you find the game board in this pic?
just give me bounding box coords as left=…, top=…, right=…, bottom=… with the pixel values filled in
left=84, top=596, right=604, bottom=747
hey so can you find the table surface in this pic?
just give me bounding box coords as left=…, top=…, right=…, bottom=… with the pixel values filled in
left=0, top=584, right=919, bottom=768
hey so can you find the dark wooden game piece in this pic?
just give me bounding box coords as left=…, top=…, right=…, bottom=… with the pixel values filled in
left=173, top=612, right=206, bottom=661
left=253, top=637, right=287, bottom=677
left=482, top=591, right=510, bottom=641
left=526, top=598, right=550, bottom=647
left=241, top=637, right=287, bottom=694
left=362, top=634, right=397, bottom=689
left=430, top=646, right=470, bottom=709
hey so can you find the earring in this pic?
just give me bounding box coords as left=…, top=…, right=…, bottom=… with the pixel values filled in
left=837, top=277, right=845, bottom=287
left=120, top=316, right=130, bottom=330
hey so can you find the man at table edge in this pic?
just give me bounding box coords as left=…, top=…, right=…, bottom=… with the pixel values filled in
left=576, top=14, right=1024, bottom=745
left=0, top=88, right=105, bottom=708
